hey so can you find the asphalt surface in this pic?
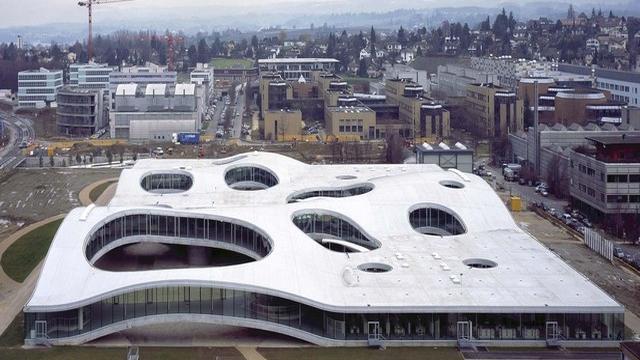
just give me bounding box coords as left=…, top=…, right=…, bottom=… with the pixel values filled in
left=231, top=83, right=246, bottom=139
left=0, top=110, right=35, bottom=170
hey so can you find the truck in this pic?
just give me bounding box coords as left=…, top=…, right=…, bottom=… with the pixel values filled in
left=172, top=132, right=200, bottom=145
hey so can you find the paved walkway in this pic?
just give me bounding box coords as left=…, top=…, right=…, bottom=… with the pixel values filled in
left=0, top=214, right=66, bottom=337
left=237, top=347, right=268, bottom=360
left=78, top=177, right=119, bottom=206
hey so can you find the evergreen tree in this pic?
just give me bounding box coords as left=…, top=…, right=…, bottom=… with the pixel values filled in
left=370, top=27, right=377, bottom=57
left=197, top=38, right=209, bottom=63
left=357, top=58, right=368, bottom=77
left=397, top=26, right=407, bottom=46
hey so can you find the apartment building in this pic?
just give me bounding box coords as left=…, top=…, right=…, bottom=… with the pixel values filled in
left=465, top=83, right=523, bottom=139
left=570, top=135, right=640, bottom=237
left=559, top=64, right=640, bottom=106
left=258, top=58, right=339, bottom=81
left=17, top=68, right=63, bottom=108
left=69, top=63, right=114, bottom=92
left=56, top=86, right=107, bottom=137
left=190, top=63, right=215, bottom=101
left=385, top=78, right=450, bottom=139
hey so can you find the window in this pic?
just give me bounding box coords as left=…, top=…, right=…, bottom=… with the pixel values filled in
left=607, top=174, right=628, bottom=183
left=630, top=195, right=640, bottom=203
left=607, top=195, right=628, bottom=203
left=630, top=175, right=640, bottom=183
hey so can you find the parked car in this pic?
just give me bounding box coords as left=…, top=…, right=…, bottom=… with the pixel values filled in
left=581, top=218, right=593, bottom=228
left=614, top=248, right=624, bottom=258
left=540, top=190, right=549, bottom=197
left=152, top=147, right=164, bottom=156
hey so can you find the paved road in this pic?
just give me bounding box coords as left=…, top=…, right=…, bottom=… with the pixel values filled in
left=487, top=165, right=568, bottom=211
left=230, top=83, right=246, bottom=139
left=0, top=110, right=35, bottom=170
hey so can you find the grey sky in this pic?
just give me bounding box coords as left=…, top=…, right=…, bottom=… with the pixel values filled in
left=0, top=0, right=617, bottom=28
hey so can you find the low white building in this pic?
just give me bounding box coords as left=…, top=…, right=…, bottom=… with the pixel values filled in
left=23, top=152, right=625, bottom=347
left=110, top=83, right=203, bottom=140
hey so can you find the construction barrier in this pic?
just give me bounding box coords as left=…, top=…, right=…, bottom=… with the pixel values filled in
left=584, top=228, right=614, bottom=262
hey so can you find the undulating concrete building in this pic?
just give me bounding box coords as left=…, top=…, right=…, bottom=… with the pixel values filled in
left=24, top=152, right=624, bottom=347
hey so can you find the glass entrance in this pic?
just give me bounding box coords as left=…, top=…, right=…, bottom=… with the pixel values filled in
left=546, top=321, right=559, bottom=340
left=457, top=321, right=472, bottom=341
left=35, top=320, right=47, bottom=339
left=367, top=321, right=380, bottom=340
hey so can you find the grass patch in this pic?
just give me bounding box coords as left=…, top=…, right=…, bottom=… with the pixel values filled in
left=210, top=58, right=255, bottom=69
left=0, top=347, right=244, bottom=360
left=89, top=181, right=116, bottom=203
left=258, top=347, right=463, bottom=360
left=1, top=219, right=63, bottom=283
left=0, top=312, right=23, bottom=347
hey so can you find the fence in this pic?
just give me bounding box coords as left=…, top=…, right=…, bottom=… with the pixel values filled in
left=584, top=228, right=614, bottom=262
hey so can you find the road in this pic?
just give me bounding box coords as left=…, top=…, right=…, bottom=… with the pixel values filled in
left=230, top=83, right=246, bottom=139
left=0, top=110, right=35, bottom=170
left=487, top=164, right=568, bottom=211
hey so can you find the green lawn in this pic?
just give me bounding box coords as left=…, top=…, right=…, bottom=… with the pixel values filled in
left=89, top=181, right=116, bottom=203
left=1, top=218, right=63, bottom=283
left=258, top=347, right=463, bottom=360
left=210, top=57, right=255, bottom=69
left=0, top=312, right=23, bottom=347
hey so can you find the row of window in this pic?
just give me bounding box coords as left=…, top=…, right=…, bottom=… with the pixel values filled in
left=607, top=174, right=640, bottom=183
left=409, top=207, right=466, bottom=236
left=606, top=195, right=640, bottom=204
left=23, top=284, right=625, bottom=342
left=293, top=213, right=379, bottom=251
left=141, top=173, right=193, bottom=193
left=85, top=214, right=272, bottom=262
left=288, top=185, right=373, bottom=203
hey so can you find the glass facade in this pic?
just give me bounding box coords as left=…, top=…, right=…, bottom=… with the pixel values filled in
left=225, top=167, right=278, bottom=190
left=292, top=213, right=379, bottom=251
left=24, top=284, right=624, bottom=343
left=85, top=214, right=272, bottom=263
left=409, top=207, right=466, bottom=236
left=141, top=173, right=194, bottom=193
left=288, top=185, right=373, bottom=203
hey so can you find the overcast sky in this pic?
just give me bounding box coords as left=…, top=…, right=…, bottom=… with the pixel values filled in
left=0, top=0, right=618, bottom=28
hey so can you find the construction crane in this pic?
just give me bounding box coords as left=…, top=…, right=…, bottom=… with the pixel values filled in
left=78, top=0, right=134, bottom=60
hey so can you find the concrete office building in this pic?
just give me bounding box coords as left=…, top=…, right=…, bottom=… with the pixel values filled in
left=110, top=83, right=202, bottom=140
left=559, top=64, right=640, bottom=106
left=56, top=87, right=108, bottom=137
left=17, top=68, right=63, bottom=108
left=190, top=63, right=215, bottom=101
left=385, top=78, right=450, bottom=139
left=258, top=58, right=340, bottom=81
left=109, top=63, right=177, bottom=105
left=465, top=83, right=523, bottom=139
left=263, top=108, right=303, bottom=141
left=569, top=135, right=640, bottom=228
left=69, top=63, right=114, bottom=92
left=436, top=64, right=499, bottom=99
left=415, top=142, right=474, bottom=173
left=24, top=152, right=624, bottom=347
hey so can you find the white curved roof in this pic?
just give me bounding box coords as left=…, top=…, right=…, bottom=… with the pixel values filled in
left=26, top=152, right=622, bottom=314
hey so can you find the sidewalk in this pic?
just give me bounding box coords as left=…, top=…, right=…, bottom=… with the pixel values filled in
left=0, top=214, right=65, bottom=336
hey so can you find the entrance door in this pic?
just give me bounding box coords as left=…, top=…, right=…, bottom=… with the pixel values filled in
left=367, top=321, right=380, bottom=340
left=546, top=321, right=559, bottom=340
left=457, top=321, right=472, bottom=341
left=35, top=320, right=47, bottom=339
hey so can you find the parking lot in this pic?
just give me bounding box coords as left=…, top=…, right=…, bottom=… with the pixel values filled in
left=0, top=168, right=120, bottom=241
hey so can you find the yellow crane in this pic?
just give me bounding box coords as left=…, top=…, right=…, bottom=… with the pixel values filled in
left=77, top=0, right=134, bottom=60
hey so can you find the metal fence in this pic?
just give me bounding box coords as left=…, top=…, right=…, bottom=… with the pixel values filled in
left=584, top=228, right=613, bottom=262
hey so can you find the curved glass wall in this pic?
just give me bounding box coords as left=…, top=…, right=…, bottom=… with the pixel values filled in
left=292, top=212, right=379, bottom=252
left=287, top=185, right=373, bottom=203
left=23, top=284, right=624, bottom=343
left=225, top=166, right=278, bottom=191
left=85, top=214, right=272, bottom=264
left=141, top=173, right=193, bottom=194
left=409, top=207, right=466, bottom=236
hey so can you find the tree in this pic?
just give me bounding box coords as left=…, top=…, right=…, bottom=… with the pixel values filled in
left=75, top=153, right=81, bottom=165
left=397, top=26, right=407, bottom=46
left=197, top=38, right=209, bottom=63
left=370, top=27, right=377, bottom=57
left=326, top=33, right=336, bottom=57
left=480, top=16, right=491, bottom=31
left=106, top=149, right=113, bottom=165
left=49, top=155, right=54, bottom=167
left=357, top=58, right=368, bottom=77
left=39, top=154, right=43, bottom=168
left=187, top=45, right=198, bottom=67
left=386, top=134, right=404, bottom=164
